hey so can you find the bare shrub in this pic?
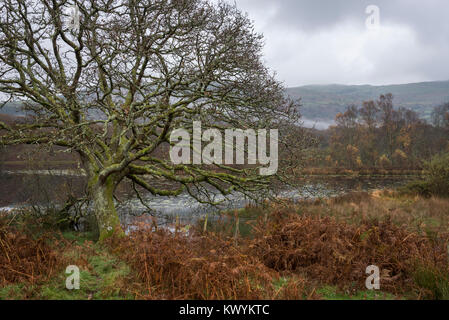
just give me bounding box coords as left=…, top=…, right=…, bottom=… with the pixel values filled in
left=107, top=225, right=309, bottom=300
left=0, top=217, right=62, bottom=286
left=250, top=211, right=449, bottom=294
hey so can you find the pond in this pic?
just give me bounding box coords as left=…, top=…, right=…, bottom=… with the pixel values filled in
left=0, top=171, right=416, bottom=228
left=118, top=175, right=415, bottom=227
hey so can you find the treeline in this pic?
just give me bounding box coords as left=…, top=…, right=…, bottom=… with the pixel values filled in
left=310, top=94, right=449, bottom=169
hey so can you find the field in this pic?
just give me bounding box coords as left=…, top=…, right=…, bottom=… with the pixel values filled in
left=2, top=190, right=449, bottom=300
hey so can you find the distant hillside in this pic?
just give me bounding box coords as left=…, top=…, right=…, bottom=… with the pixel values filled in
left=0, top=113, right=19, bottom=124
left=0, top=101, right=28, bottom=117
left=2, top=80, right=449, bottom=127
left=287, top=80, right=449, bottom=123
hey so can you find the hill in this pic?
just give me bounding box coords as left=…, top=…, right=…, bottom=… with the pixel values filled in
left=287, top=80, right=449, bottom=124
left=2, top=80, right=449, bottom=128
left=0, top=101, right=26, bottom=117
left=0, top=113, right=19, bottom=124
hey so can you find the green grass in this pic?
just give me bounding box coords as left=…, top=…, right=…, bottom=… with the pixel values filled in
left=271, top=278, right=401, bottom=300
left=45, top=242, right=134, bottom=300
left=273, top=277, right=290, bottom=291
left=60, top=230, right=97, bottom=244
left=317, top=286, right=399, bottom=300
left=0, top=284, right=30, bottom=300
left=412, top=266, right=449, bottom=300
left=0, top=232, right=137, bottom=300
left=38, top=256, right=133, bottom=300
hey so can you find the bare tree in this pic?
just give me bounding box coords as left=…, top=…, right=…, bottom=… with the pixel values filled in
left=432, top=102, right=449, bottom=130
left=0, top=0, right=301, bottom=240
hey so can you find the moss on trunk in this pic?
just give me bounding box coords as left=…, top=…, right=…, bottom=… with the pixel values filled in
left=90, top=175, right=124, bottom=241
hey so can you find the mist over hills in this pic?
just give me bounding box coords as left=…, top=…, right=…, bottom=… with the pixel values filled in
left=2, top=80, right=449, bottom=130
left=287, top=80, right=449, bottom=128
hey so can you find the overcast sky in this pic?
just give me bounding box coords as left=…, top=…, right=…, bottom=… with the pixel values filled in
left=227, top=0, right=449, bottom=87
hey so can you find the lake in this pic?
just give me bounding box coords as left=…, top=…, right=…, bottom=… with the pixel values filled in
left=0, top=170, right=416, bottom=228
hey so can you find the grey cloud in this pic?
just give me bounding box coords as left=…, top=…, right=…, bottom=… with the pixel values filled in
left=236, top=0, right=449, bottom=40
left=227, top=0, right=449, bottom=86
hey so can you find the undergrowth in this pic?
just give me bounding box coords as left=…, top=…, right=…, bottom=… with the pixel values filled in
left=2, top=192, right=449, bottom=300
left=106, top=223, right=312, bottom=300
left=0, top=216, right=61, bottom=287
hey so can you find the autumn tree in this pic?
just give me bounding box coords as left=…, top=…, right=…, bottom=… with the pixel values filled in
left=329, top=105, right=359, bottom=166
left=0, top=0, right=301, bottom=240
left=432, top=102, right=449, bottom=130
left=359, top=100, right=379, bottom=130
left=325, top=94, right=444, bottom=169
left=378, top=93, right=396, bottom=159
left=358, top=100, right=379, bottom=166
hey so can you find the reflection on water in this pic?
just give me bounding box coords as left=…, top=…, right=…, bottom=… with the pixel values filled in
left=0, top=173, right=414, bottom=228
left=118, top=177, right=414, bottom=227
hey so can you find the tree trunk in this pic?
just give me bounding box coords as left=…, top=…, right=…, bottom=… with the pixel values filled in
left=90, top=176, right=124, bottom=241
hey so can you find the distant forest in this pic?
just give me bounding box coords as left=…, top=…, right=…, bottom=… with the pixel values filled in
left=307, top=94, right=449, bottom=169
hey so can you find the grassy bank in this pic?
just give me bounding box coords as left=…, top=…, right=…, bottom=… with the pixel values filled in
left=1, top=191, right=449, bottom=300
left=299, top=167, right=423, bottom=177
